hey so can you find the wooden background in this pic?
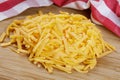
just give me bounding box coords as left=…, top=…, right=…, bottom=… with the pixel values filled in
left=0, top=5, right=120, bottom=80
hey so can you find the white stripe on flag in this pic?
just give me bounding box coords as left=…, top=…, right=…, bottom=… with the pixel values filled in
left=12, top=1, right=29, bottom=13
left=63, top=1, right=90, bottom=10
left=0, top=0, right=8, bottom=3
left=117, top=0, right=120, bottom=3
left=35, top=0, right=53, bottom=6
left=0, top=13, right=7, bottom=21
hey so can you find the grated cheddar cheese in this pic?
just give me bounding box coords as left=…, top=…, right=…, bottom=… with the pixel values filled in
left=0, top=11, right=115, bottom=73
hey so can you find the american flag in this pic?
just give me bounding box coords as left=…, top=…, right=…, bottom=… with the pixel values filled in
left=0, top=0, right=120, bottom=36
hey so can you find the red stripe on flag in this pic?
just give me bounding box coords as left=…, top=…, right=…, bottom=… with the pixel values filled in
left=104, top=0, right=118, bottom=13
left=52, top=0, right=88, bottom=6
left=0, top=0, right=25, bottom=12
left=116, top=4, right=120, bottom=17
left=91, top=5, right=120, bottom=36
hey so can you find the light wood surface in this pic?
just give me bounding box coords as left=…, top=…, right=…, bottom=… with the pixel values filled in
left=0, top=5, right=120, bottom=80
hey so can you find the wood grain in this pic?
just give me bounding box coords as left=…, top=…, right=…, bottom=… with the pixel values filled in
left=0, top=5, right=120, bottom=80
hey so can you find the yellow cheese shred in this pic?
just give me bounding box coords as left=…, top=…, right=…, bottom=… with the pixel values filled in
left=0, top=32, right=6, bottom=43
left=0, top=11, right=115, bottom=73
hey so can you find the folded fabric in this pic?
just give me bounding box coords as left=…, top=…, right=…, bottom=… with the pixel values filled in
left=0, top=0, right=120, bottom=37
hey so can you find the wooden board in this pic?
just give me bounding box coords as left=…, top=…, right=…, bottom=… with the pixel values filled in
left=0, top=5, right=120, bottom=80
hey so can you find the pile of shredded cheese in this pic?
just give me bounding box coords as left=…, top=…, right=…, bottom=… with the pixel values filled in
left=0, top=11, right=115, bottom=73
